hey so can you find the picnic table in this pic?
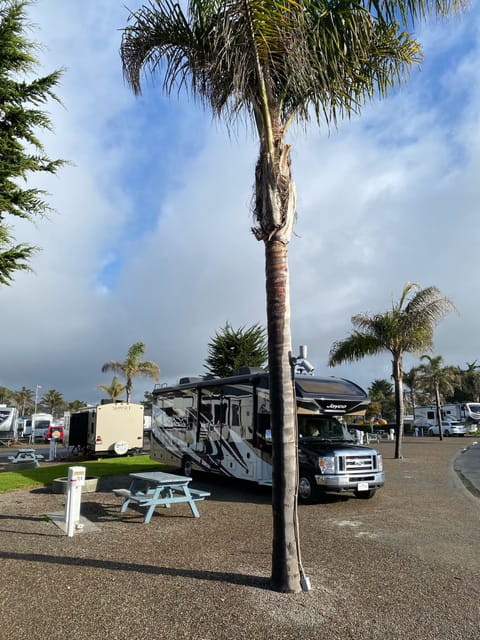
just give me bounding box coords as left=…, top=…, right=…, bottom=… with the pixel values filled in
left=7, top=449, right=45, bottom=464
left=113, top=471, right=210, bottom=524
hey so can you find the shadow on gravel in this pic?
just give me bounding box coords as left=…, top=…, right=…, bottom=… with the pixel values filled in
left=0, top=549, right=271, bottom=590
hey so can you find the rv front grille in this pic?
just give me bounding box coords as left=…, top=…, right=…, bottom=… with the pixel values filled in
left=339, top=454, right=376, bottom=473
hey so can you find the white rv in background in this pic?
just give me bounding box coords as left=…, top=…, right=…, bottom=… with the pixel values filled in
left=442, top=403, right=480, bottom=432
left=413, top=406, right=467, bottom=436
left=22, top=413, right=54, bottom=439
left=64, top=401, right=144, bottom=456
left=0, top=405, right=18, bottom=441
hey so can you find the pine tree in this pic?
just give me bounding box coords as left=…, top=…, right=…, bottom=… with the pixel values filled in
left=0, top=0, right=66, bottom=285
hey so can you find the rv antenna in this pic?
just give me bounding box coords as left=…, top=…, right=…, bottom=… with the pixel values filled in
left=289, top=345, right=315, bottom=375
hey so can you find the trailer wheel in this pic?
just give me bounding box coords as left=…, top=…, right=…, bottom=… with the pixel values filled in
left=354, top=488, right=377, bottom=499
left=181, top=456, right=193, bottom=477
left=298, top=474, right=317, bottom=504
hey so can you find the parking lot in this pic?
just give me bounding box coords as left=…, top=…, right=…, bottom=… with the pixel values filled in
left=0, top=438, right=479, bottom=640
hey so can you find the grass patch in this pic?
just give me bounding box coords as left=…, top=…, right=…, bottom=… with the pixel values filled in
left=0, top=455, right=161, bottom=493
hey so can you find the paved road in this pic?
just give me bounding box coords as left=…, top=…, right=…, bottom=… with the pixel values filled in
left=0, top=438, right=479, bottom=640
left=454, top=438, right=480, bottom=497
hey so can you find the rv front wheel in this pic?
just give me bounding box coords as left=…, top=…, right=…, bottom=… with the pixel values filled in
left=298, top=474, right=317, bottom=504
left=181, top=457, right=193, bottom=477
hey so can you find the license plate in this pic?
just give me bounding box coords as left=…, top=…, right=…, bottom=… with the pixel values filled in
left=357, top=482, right=369, bottom=491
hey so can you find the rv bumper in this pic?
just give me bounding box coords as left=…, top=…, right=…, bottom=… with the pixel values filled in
left=315, top=472, right=385, bottom=491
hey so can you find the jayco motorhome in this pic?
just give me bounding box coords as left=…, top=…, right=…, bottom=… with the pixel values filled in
left=151, top=369, right=384, bottom=502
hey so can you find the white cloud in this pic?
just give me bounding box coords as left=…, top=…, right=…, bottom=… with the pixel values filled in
left=2, top=1, right=480, bottom=404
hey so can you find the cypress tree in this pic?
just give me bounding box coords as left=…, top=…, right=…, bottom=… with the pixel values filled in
left=0, top=0, right=65, bottom=285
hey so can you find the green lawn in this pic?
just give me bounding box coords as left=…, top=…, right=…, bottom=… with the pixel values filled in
left=0, top=455, right=161, bottom=492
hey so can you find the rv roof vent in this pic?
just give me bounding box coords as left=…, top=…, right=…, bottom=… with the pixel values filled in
left=236, top=367, right=266, bottom=375
left=178, top=376, right=204, bottom=385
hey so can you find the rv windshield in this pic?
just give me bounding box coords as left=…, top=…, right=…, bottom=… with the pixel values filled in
left=298, top=416, right=353, bottom=442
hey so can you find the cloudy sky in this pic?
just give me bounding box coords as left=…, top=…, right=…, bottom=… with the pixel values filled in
left=2, top=0, right=480, bottom=406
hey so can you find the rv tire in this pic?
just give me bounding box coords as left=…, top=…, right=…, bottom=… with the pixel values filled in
left=181, top=456, right=193, bottom=477
left=298, top=473, right=317, bottom=504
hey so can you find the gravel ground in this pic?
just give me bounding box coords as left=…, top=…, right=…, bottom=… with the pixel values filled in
left=0, top=438, right=479, bottom=640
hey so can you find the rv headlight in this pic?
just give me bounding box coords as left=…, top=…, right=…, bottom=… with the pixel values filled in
left=318, top=456, right=335, bottom=474
left=377, top=454, right=383, bottom=472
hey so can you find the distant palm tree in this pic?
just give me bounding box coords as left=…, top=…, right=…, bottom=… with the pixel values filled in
left=11, top=386, right=34, bottom=416
left=41, top=389, right=66, bottom=417
left=101, top=342, right=160, bottom=403
left=417, top=355, right=459, bottom=440
left=403, top=367, right=421, bottom=415
left=329, top=283, right=457, bottom=458
left=98, top=376, right=126, bottom=401
left=68, top=400, right=88, bottom=412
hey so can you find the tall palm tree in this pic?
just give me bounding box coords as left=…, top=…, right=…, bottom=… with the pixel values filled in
left=98, top=376, right=126, bottom=402
left=417, top=355, right=459, bottom=440
left=101, top=342, right=160, bottom=403
left=120, top=0, right=465, bottom=593
left=329, top=283, right=457, bottom=459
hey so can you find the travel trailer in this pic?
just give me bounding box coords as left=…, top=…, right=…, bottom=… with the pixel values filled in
left=22, top=413, right=54, bottom=440
left=64, top=401, right=144, bottom=456
left=413, top=406, right=467, bottom=436
left=0, top=405, right=18, bottom=442
left=150, top=368, right=384, bottom=503
left=442, top=402, right=480, bottom=432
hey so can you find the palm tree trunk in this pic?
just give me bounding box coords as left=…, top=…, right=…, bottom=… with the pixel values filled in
left=265, top=238, right=301, bottom=593
left=393, top=357, right=404, bottom=459
left=435, top=384, right=443, bottom=441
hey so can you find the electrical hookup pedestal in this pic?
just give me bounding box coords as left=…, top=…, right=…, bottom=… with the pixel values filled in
left=65, top=466, right=86, bottom=537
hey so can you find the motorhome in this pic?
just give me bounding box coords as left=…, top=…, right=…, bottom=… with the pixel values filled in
left=22, top=413, right=54, bottom=440
left=0, top=405, right=18, bottom=442
left=64, top=401, right=144, bottom=456
left=150, top=368, right=384, bottom=503
left=413, top=406, right=467, bottom=436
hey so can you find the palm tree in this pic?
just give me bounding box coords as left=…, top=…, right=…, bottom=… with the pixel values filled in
left=101, top=342, right=160, bottom=402
left=11, top=386, right=34, bottom=416
left=40, top=389, right=66, bottom=417
left=68, top=400, right=88, bottom=412
left=120, top=0, right=465, bottom=594
left=98, top=376, right=126, bottom=401
left=403, top=367, right=421, bottom=416
left=329, top=283, right=457, bottom=459
left=417, top=355, right=459, bottom=440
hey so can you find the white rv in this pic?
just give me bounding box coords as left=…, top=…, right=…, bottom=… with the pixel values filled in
left=64, top=401, right=144, bottom=456
left=413, top=406, right=467, bottom=436
left=0, top=405, right=18, bottom=442
left=22, top=413, right=54, bottom=440
left=442, top=403, right=480, bottom=432
left=151, top=368, right=384, bottom=502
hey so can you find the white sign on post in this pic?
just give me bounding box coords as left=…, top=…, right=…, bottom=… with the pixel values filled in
left=65, top=466, right=86, bottom=537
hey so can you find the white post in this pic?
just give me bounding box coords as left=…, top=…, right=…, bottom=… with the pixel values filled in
left=65, top=466, right=86, bottom=537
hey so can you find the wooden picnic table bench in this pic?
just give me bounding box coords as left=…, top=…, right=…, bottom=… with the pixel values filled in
left=113, top=471, right=210, bottom=524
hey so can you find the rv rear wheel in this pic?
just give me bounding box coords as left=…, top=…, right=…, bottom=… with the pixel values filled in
left=298, top=474, right=317, bottom=504
left=181, top=456, right=193, bottom=477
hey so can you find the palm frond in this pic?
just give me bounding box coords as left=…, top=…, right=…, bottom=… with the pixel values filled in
left=328, top=330, right=383, bottom=366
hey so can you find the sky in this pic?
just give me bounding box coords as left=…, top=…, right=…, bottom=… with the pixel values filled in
left=2, top=0, right=480, bottom=406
